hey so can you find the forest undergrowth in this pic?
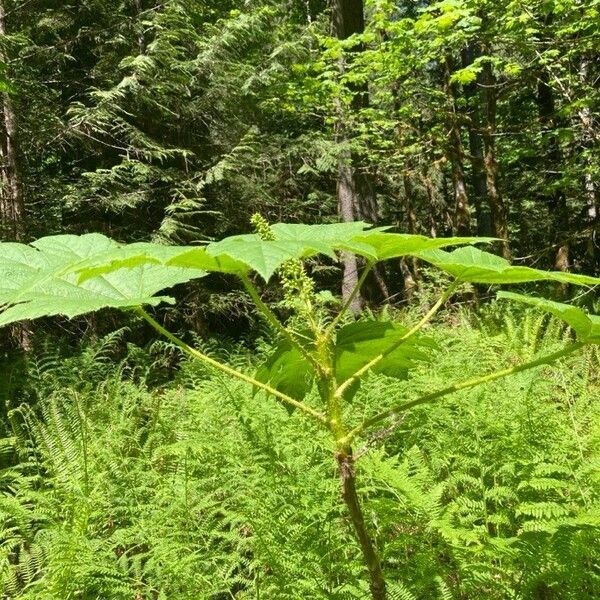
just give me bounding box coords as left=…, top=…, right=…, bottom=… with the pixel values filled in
left=0, top=306, right=598, bottom=599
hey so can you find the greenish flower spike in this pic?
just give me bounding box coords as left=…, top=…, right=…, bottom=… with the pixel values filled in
left=251, top=213, right=316, bottom=315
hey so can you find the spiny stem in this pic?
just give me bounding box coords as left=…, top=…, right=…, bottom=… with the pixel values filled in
left=136, top=307, right=327, bottom=424
left=240, top=275, right=319, bottom=369
left=335, top=280, right=460, bottom=399
left=336, top=448, right=386, bottom=600
left=326, top=261, right=373, bottom=338
left=343, top=341, right=585, bottom=444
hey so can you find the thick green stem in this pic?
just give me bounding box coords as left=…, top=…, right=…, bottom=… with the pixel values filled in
left=343, top=341, right=584, bottom=444
left=317, top=344, right=386, bottom=600
left=336, top=281, right=460, bottom=398
left=136, top=308, right=327, bottom=424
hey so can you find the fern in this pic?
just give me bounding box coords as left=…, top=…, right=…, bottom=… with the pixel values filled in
left=1, top=312, right=599, bottom=598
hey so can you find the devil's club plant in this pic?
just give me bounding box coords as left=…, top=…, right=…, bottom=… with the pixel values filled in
left=1, top=219, right=600, bottom=598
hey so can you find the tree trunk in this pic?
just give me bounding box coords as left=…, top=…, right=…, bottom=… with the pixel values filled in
left=0, top=0, right=30, bottom=351
left=332, top=0, right=365, bottom=40
left=536, top=15, right=570, bottom=271
left=578, top=58, right=598, bottom=270
left=338, top=160, right=363, bottom=314
left=400, top=174, right=418, bottom=301
left=443, top=57, right=471, bottom=234
left=333, top=0, right=378, bottom=313
left=462, top=44, right=493, bottom=237
left=134, top=0, right=147, bottom=54
left=0, top=0, right=24, bottom=242
left=421, top=168, right=439, bottom=238
left=481, top=58, right=510, bottom=258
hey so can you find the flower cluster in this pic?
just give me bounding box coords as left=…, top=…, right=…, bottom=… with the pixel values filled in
left=250, top=213, right=315, bottom=313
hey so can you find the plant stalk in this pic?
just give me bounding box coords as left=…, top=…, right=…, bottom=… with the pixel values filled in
left=337, top=447, right=386, bottom=600
left=240, top=275, right=319, bottom=368
left=344, top=341, right=585, bottom=444
left=136, top=308, right=327, bottom=424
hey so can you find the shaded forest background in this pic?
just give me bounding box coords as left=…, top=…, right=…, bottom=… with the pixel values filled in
left=0, top=0, right=598, bottom=333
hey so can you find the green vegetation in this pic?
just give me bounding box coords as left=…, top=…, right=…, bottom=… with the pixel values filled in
left=0, top=0, right=598, bottom=597
left=0, top=309, right=598, bottom=599
left=0, top=222, right=600, bottom=597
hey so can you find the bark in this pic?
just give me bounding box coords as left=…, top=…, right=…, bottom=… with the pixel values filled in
left=332, top=0, right=375, bottom=313
left=481, top=59, right=510, bottom=258
left=399, top=259, right=416, bottom=303
left=0, top=1, right=31, bottom=351
left=536, top=15, right=570, bottom=271
left=578, top=59, right=598, bottom=268
left=462, top=44, right=493, bottom=237
left=402, top=174, right=418, bottom=235
left=332, top=0, right=365, bottom=40
left=421, top=168, right=439, bottom=238
left=400, top=174, right=418, bottom=301
left=305, top=0, right=313, bottom=24
left=134, top=0, right=147, bottom=54
left=352, top=170, right=389, bottom=299
left=443, top=58, right=470, bottom=234
left=0, top=0, right=24, bottom=242
left=338, top=160, right=363, bottom=314
left=371, top=265, right=390, bottom=301
left=337, top=448, right=386, bottom=600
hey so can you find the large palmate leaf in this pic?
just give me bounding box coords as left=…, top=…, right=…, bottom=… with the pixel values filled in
left=498, top=292, right=600, bottom=343
left=351, top=232, right=495, bottom=261
left=417, top=246, right=600, bottom=286
left=204, top=236, right=339, bottom=280
left=76, top=222, right=493, bottom=282
left=76, top=242, right=247, bottom=282
left=0, top=234, right=206, bottom=327
left=77, top=223, right=376, bottom=282
left=335, top=320, right=435, bottom=400
left=254, top=339, right=315, bottom=402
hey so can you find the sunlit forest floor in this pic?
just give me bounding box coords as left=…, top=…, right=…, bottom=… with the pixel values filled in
left=1, top=305, right=598, bottom=599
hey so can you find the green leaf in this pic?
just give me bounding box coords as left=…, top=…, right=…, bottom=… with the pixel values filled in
left=417, top=246, right=600, bottom=286
left=0, top=234, right=206, bottom=327
left=335, top=320, right=435, bottom=399
left=254, top=339, right=315, bottom=404
left=201, top=226, right=493, bottom=278
left=270, top=221, right=374, bottom=243
left=203, top=221, right=386, bottom=279
left=76, top=242, right=248, bottom=282
left=271, top=221, right=382, bottom=260
left=498, top=292, right=600, bottom=343
left=78, top=222, right=376, bottom=282
left=167, top=246, right=250, bottom=276
left=449, top=66, right=480, bottom=85
left=205, top=235, right=339, bottom=280
left=352, top=232, right=495, bottom=261
left=73, top=224, right=494, bottom=282
left=173, top=225, right=493, bottom=280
